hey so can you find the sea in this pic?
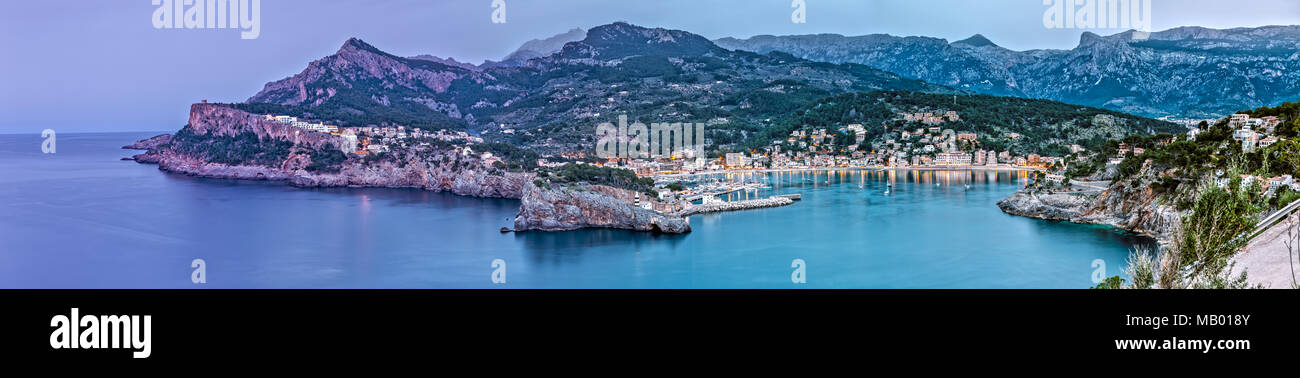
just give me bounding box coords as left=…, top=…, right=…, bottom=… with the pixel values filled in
left=0, top=132, right=1152, bottom=288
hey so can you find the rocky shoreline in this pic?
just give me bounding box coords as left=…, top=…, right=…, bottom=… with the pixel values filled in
left=997, top=186, right=1182, bottom=243
left=512, top=184, right=690, bottom=233
left=127, top=103, right=692, bottom=233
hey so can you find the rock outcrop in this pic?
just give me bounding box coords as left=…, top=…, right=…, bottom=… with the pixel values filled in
left=998, top=182, right=1183, bottom=242
left=121, top=134, right=172, bottom=150
left=998, top=191, right=1092, bottom=221
left=186, top=103, right=346, bottom=151
left=131, top=103, right=530, bottom=199
left=132, top=103, right=687, bottom=233
left=513, top=184, right=691, bottom=233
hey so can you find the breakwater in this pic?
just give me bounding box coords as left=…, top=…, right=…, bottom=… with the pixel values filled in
left=679, top=197, right=794, bottom=216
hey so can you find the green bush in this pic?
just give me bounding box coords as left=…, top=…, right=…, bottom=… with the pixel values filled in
left=1090, top=276, right=1125, bottom=289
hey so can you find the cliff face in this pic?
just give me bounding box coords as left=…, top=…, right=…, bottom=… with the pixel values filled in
left=998, top=166, right=1183, bottom=241
left=288, top=159, right=531, bottom=199
left=1077, top=184, right=1183, bottom=239
left=133, top=103, right=690, bottom=233
left=132, top=103, right=530, bottom=199
left=513, top=184, right=691, bottom=233
left=186, top=103, right=345, bottom=151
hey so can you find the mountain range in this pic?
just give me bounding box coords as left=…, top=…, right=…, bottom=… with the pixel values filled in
left=245, top=22, right=948, bottom=153
left=715, top=25, right=1300, bottom=119
left=239, top=22, right=1298, bottom=155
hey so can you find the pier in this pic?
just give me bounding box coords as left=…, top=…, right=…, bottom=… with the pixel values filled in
left=680, top=182, right=767, bottom=202
left=678, top=196, right=795, bottom=216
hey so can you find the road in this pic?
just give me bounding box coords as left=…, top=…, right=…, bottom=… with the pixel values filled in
left=1231, top=213, right=1300, bottom=289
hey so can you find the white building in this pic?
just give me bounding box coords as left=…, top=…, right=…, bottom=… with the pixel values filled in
left=933, top=152, right=972, bottom=166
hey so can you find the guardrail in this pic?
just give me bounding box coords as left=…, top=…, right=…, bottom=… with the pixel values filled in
left=1248, top=198, right=1300, bottom=240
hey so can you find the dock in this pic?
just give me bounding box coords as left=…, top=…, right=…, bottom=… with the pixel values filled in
left=679, top=182, right=767, bottom=202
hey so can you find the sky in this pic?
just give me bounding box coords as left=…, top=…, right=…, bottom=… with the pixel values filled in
left=2, top=0, right=1298, bottom=133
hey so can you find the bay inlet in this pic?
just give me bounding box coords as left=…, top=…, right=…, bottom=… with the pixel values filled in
left=0, top=132, right=1153, bottom=288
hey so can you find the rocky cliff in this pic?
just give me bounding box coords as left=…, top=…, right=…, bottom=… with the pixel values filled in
left=186, top=103, right=345, bottom=151
left=131, top=103, right=530, bottom=199
left=513, top=183, right=691, bottom=233
left=132, top=103, right=688, bottom=233
left=121, top=134, right=172, bottom=150
left=998, top=175, right=1183, bottom=242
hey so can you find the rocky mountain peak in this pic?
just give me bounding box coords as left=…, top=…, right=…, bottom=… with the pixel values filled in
left=407, top=55, right=481, bottom=71
left=1077, top=31, right=1104, bottom=46
left=338, top=37, right=383, bottom=55
left=484, top=27, right=588, bottom=67
left=952, top=34, right=997, bottom=48
left=563, top=22, right=725, bottom=59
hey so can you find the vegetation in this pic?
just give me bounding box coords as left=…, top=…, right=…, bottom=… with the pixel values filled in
left=1090, top=276, right=1125, bottom=289
left=1176, top=180, right=1259, bottom=284
left=1091, top=102, right=1300, bottom=289
left=305, top=144, right=348, bottom=173
left=232, top=100, right=469, bottom=133
left=536, top=164, right=655, bottom=195
left=1242, top=100, right=1300, bottom=137
left=168, top=128, right=293, bottom=166
left=737, top=90, right=1179, bottom=156
left=478, top=143, right=541, bottom=172
left=1122, top=246, right=1158, bottom=289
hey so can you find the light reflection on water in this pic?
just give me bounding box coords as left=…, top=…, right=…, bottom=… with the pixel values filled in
left=0, top=133, right=1151, bottom=288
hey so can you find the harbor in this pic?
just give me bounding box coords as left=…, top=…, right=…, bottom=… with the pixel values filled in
left=679, top=196, right=796, bottom=216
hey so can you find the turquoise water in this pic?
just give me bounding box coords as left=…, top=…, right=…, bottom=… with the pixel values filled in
left=0, top=132, right=1151, bottom=288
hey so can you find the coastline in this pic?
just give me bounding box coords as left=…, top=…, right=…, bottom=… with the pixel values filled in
left=997, top=188, right=1179, bottom=245
left=653, top=165, right=1041, bottom=179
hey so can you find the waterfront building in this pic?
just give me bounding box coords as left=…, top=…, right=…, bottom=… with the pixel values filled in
left=725, top=152, right=744, bottom=167
left=934, top=152, right=972, bottom=166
